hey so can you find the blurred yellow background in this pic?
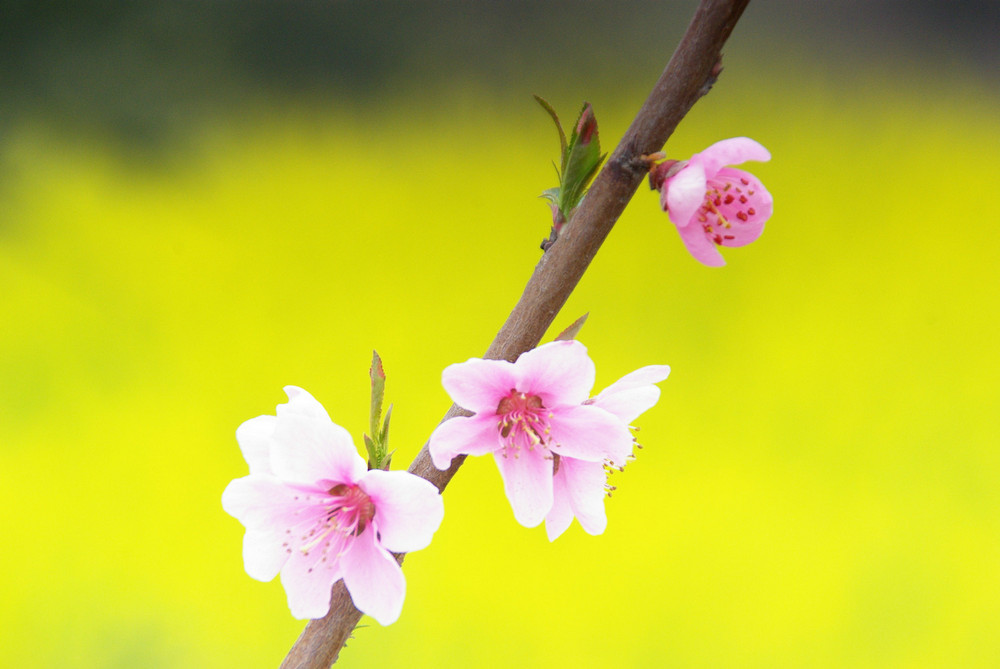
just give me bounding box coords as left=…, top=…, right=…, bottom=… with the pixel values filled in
left=3, top=2, right=999, bottom=667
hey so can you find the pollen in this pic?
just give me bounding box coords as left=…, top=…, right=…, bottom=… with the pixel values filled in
left=496, top=390, right=552, bottom=458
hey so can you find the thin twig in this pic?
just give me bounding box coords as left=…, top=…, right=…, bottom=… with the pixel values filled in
left=279, top=1, right=751, bottom=666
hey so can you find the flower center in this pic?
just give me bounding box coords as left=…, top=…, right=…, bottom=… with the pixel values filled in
left=699, top=173, right=764, bottom=247
left=292, top=483, right=376, bottom=563
left=326, top=483, right=376, bottom=536
left=495, top=390, right=552, bottom=458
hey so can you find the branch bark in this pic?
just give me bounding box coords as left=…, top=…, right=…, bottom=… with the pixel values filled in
left=280, top=1, right=750, bottom=666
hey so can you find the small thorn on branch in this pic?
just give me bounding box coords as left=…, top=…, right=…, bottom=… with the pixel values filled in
left=699, top=55, right=725, bottom=98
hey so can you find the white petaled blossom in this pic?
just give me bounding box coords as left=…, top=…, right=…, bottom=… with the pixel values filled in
left=222, top=386, right=444, bottom=624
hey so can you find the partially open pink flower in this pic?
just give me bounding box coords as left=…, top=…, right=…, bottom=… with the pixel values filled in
left=222, top=386, right=444, bottom=624
left=428, top=341, right=668, bottom=539
left=651, top=137, right=772, bottom=267
left=544, top=364, right=671, bottom=540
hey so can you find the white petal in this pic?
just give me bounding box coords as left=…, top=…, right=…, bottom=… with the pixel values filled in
left=545, top=468, right=575, bottom=541
left=591, top=365, right=670, bottom=424
left=361, top=470, right=444, bottom=553
left=235, top=415, right=277, bottom=476
left=428, top=414, right=501, bottom=470
left=559, top=457, right=608, bottom=536
left=279, top=546, right=341, bottom=620
left=270, top=411, right=367, bottom=486
left=242, top=528, right=290, bottom=582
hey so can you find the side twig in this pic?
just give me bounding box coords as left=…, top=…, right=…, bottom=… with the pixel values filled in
left=280, top=1, right=750, bottom=666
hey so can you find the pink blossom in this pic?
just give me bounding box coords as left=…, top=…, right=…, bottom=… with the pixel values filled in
left=544, top=364, right=670, bottom=540
left=222, top=386, right=444, bottom=624
left=652, top=137, right=772, bottom=267
left=428, top=341, right=668, bottom=539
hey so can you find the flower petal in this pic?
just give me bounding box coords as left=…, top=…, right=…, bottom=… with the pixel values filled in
left=242, top=527, right=290, bottom=582
left=223, top=476, right=335, bottom=583
left=279, top=386, right=333, bottom=421
left=235, top=415, right=277, bottom=476
left=663, top=160, right=707, bottom=230
left=222, top=475, right=306, bottom=529
left=428, top=414, right=500, bottom=470
left=711, top=167, right=773, bottom=247
left=341, top=526, right=406, bottom=626
left=558, top=457, right=609, bottom=536
left=676, top=220, right=726, bottom=267
left=546, top=404, right=634, bottom=466
left=514, top=340, right=595, bottom=406
left=545, top=466, right=575, bottom=541
left=270, top=410, right=367, bottom=486
left=493, top=449, right=554, bottom=528
left=595, top=365, right=671, bottom=397
left=360, top=470, right=444, bottom=553
left=591, top=365, right=670, bottom=424
left=279, top=544, right=341, bottom=619
left=442, top=358, right=518, bottom=414
left=697, top=137, right=771, bottom=177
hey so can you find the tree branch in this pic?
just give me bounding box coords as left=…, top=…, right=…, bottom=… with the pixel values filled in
left=279, top=1, right=751, bottom=666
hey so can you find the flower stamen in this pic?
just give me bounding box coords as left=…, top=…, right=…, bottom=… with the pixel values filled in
left=496, top=390, right=551, bottom=458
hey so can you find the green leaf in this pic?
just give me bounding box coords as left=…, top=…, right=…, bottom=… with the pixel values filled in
left=533, top=95, right=567, bottom=171
left=363, top=434, right=378, bottom=466
left=539, top=186, right=561, bottom=206
left=369, top=350, right=385, bottom=446
left=559, top=103, right=604, bottom=215
left=380, top=404, right=393, bottom=449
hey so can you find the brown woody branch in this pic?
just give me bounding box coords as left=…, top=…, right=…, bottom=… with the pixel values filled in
left=279, top=1, right=751, bottom=666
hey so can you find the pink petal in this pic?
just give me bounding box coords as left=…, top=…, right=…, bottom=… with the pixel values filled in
left=544, top=468, right=575, bottom=541
left=514, top=340, right=595, bottom=406
left=278, top=386, right=333, bottom=422
left=279, top=544, right=342, bottom=619
left=442, top=358, right=518, bottom=414
left=592, top=365, right=671, bottom=424
left=235, top=415, right=277, bottom=476
left=360, top=470, right=444, bottom=553
left=710, top=167, right=772, bottom=247
left=663, top=160, right=707, bottom=230
left=493, top=448, right=554, bottom=528
left=545, top=404, right=634, bottom=466
left=270, top=411, right=367, bottom=486
left=676, top=221, right=727, bottom=267
left=697, top=137, right=771, bottom=178
left=341, top=526, right=406, bottom=626
left=428, top=414, right=501, bottom=470
left=557, top=457, right=609, bottom=536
